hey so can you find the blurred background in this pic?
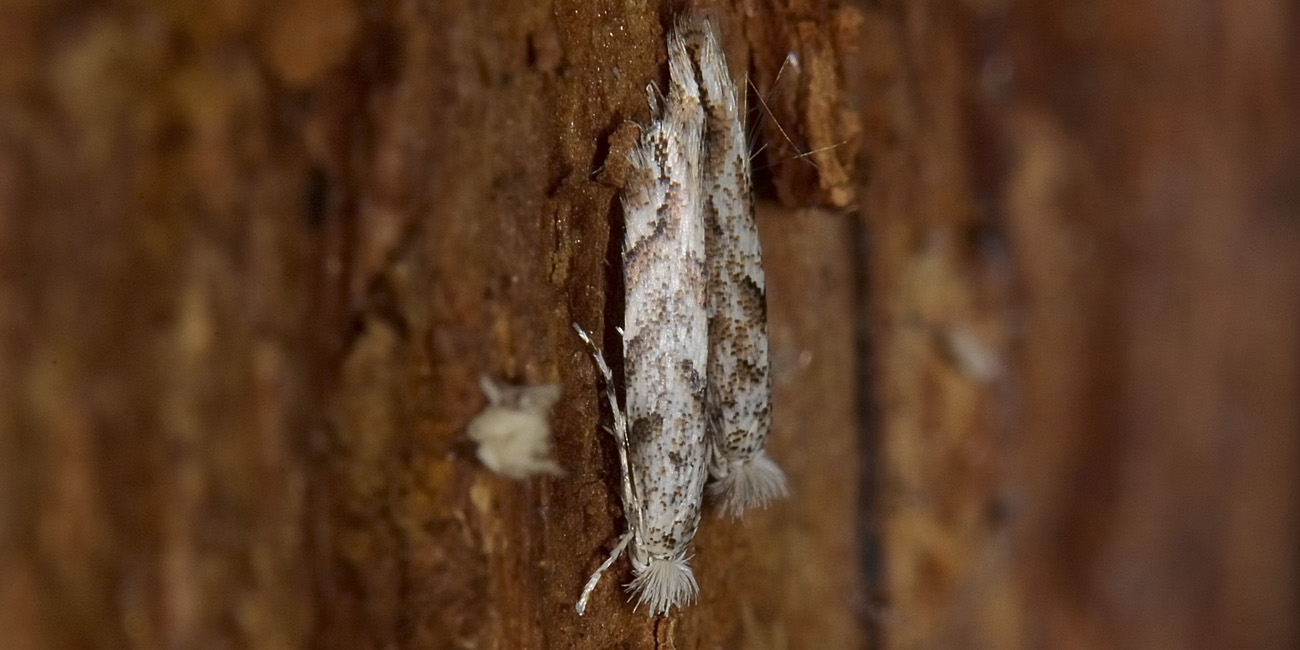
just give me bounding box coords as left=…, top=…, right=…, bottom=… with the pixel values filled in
left=0, top=0, right=1296, bottom=648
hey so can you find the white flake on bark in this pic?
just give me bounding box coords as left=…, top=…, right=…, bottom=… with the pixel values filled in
left=466, top=377, right=563, bottom=479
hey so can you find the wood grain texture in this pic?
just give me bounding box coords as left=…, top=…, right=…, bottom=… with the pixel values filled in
left=0, top=0, right=862, bottom=647
left=3, top=0, right=1296, bottom=648
left=859, top=1, right=1300, bottom=649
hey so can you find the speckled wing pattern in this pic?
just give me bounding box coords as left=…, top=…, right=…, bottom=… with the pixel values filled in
left=574, top=28, right=710, bottom=617
left=679, top=17, right=788, bottom=517
left=618, top=27, right=710, bottom=616
left=573, top=16, right=786, bottom=618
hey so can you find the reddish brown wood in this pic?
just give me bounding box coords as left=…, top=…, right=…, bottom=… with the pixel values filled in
left=860, top=2, right=1300, bottom=649
left=3, top=0, right=1297, bottom=648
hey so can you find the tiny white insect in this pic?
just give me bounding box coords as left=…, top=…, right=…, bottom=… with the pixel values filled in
left=573, top=14, right=788, bottom=615
left=574, top=23, right=709, bottom=617
left=679, top=16, right=787, bottom=517
left=466, top=376, right=563, bottom=479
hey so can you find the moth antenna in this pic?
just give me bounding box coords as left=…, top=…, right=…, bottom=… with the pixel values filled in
left=576, top=531, right=633, bottom=616
left=572, top=324, right=642, bottom=530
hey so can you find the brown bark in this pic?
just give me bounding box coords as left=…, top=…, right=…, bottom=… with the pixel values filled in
left=861, top=2, right=1300, bottom=649
left=1, top=0, right=1296, bottom=649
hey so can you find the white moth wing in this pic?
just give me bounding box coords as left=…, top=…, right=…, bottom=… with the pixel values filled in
left=680, top=16, right=787, bottom=517
left=619, top=28, right=710, bottom=615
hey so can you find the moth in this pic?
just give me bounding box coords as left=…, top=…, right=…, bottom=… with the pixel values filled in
left=574, top=14, right=784, bottom=616
left=575, top=24, right=708, bottom=616
left=680, top=17, right=787, bottom=518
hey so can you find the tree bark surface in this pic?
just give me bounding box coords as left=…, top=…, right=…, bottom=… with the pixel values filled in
left=1, top=1, right=1296, bottom=649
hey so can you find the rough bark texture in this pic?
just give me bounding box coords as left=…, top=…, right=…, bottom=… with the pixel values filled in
left=1, top=1, right=1296, bottom=650
left=860, top=2, right=1300, bottom=649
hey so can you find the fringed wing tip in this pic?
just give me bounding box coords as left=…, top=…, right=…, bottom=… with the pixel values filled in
left=629, top=555, right=699, bottom=616
left=709, top=453, right=789, bottom=518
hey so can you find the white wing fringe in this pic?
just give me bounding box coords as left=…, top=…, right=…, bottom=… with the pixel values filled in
left=709, top=452, right=788, bottom=518
left=629, top=553, right=699, bottom=616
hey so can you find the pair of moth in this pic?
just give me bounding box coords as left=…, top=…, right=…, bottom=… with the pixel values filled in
left=575, top=16, right=785, bottom=616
